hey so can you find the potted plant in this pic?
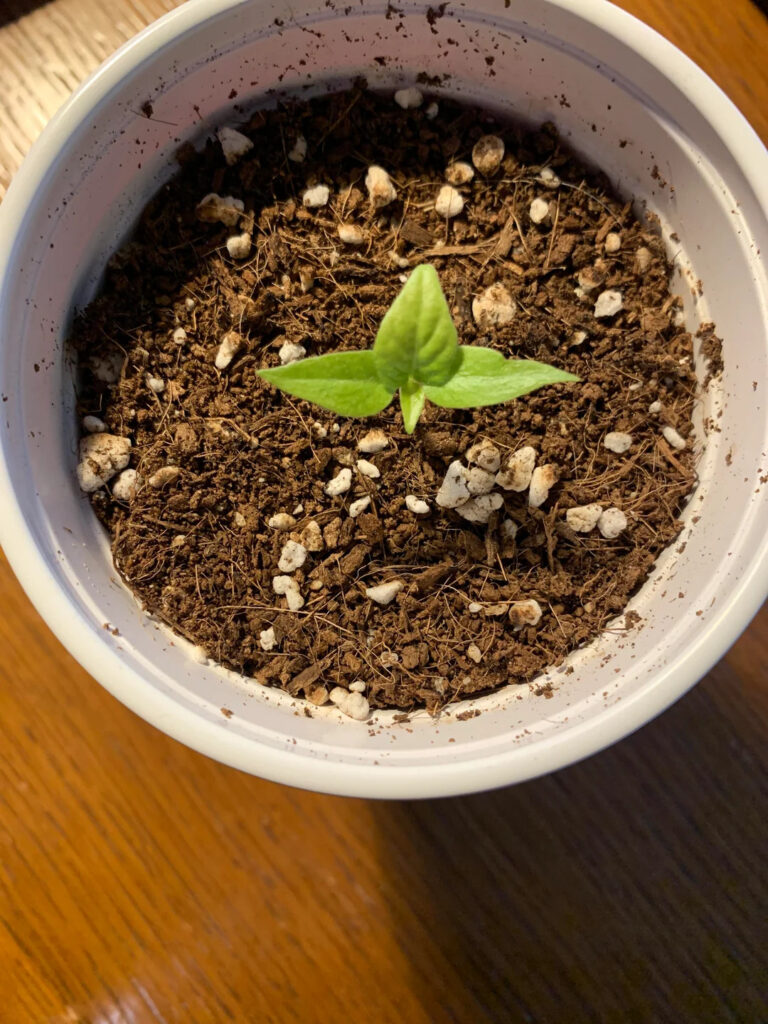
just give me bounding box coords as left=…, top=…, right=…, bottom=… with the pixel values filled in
left=0, top=0, right=766, bottom=797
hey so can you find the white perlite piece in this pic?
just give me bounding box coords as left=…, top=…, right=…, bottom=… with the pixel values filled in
left=329, top=686, right=370, bottom=721
left=273, top=575, right=305, bottom=611
left=148, top=466, right=180, bottom=489
left=76, top=434, right=131, bottom=492
left=466, top=440, right=501, bottom=473
left=325, top=468, right=353, bottom=496
left=528, top=464, right=558, bottom=508
left=189, top=645, right=210, bottom=665
left=394, top=86, right=423, bottom=109
left=215, top=332, right=243, bottom=370
left=147, top=376, right=165, bottom=394
left=259, top=627, right=277, bottom=652
left=472, top=134, right=505, bottom=175
left=390, top=251, right=410, bottom=269
left=111, top=468, right=138, bottom=501
left=445, top=161, right=474, bottom=186
left=604, top=431, right=633, bottom=454
left=184, top=297, right=196, bottom=311
left=226, top=232, right=252, bottom=260
left=365, top=165, right=397, bottom=208
left=468, top=602, right=483, bottom=614
left=648, top=400, right=662, bottom=415
left=349, top=680, right=366, bottom=693
left=539, top=166, right=561, bottom=188
left=566, top=503, right=603, bottom=533
left=217, top=126, right=253, bottom=165
left=466, top=467, right=496, bottom=496
left=303, top=184, right=330, bottom=209
left=278, top=540, right=307, bottom=573
left=509, top=599, right=543, bottom=629
left=604, top=232, right=622, bottom=254
left=456, top=493, right=504, bottom=523
left=435, top=185, right=465, bottom=219
left=472, top=283, right=516, bottom=327
left=393, top=86, right=423, bottom=109
left=598, top=507, right=628, bottom=539
left=467, top=643, right=483, bottom=664
left=594, top=289, right=623, bottom=318
left=287, top=135, right=307, bottom=163
left=278, top=341, right=306, bottom=365
left=338, top=223, right=365, bottom=246
left=662, top=426, right=686, bottom=450
left=436, top=460, right=471, bottom=509
left=300, top=520, right=324, bottom=552
left=172, top=327, right=187, bottom=345
left=196, top=193, right=244, bottom=226
left=349, top=496, right=372, bottom=518
left=365, top=580, right=403, bottom=606
left=529, top=197, right=551, bottom=225
left=89, top=350, right=124, bottom=384
left=496, top=446, right=536, bottom=492
left=570, top=330, right=588, bottom=348
left=268, top=512, right=296, bottom=531
left=425, top=101, right=439, bottom=119
left=501, top=519, right=518, bottom=541
left=358, top=428, right=388, bottom=454
left=405, top=495, right=430, bottom=515
left=634, top=246, right=653, bottom=274
left=356, top=459, right=380, bottom=479
left=82, top=415, right=106, bottom=434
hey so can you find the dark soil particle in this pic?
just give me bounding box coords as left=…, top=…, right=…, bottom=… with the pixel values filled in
left=697, top=322, right=723, bottom=386
left=71, top=84, right=707, bottom=713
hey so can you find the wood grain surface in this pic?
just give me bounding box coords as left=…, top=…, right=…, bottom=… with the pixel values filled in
left=1, top=1, right=767, bottom=1021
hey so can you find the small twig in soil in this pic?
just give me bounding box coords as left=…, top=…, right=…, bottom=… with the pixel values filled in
left=543, top=194, right=561, bottom=271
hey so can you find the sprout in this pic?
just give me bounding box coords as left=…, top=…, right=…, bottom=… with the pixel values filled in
left=258, top=265, right=578, bottom=434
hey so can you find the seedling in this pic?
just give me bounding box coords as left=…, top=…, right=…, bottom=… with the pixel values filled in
left=258, top=264, right=578, bottom=432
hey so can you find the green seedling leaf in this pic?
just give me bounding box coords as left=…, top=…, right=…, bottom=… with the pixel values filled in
left=258, top=262, right=580, bottom=432
left=399, top=380, right=426, bottom=434
left=373, top=264, right=461, bottom=392
left=423, top=346, right=579, bottom=408
left=258, top=351, right=392, bottom=418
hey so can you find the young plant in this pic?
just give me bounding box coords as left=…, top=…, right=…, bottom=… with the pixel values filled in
left=258, top=264, right=578, bottom=432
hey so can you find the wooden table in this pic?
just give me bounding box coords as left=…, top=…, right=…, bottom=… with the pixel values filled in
left=1, top=1, right=766, bottom=1020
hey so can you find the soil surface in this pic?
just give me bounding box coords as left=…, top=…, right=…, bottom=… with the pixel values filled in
left=71, top=85, right=713, bottom=713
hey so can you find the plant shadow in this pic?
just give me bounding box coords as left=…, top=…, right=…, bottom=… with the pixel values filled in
left=369, top=620, right=768, bottom=1023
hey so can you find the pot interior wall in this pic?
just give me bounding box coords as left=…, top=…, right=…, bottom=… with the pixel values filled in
left=1, top=0, right=766, bottom=789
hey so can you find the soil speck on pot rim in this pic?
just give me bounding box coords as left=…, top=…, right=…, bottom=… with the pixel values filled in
left=70, top=84, right=717, bottom=714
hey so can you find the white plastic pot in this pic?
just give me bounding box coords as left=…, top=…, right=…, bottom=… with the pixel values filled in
left=1, top=0, right=767, bottom=799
